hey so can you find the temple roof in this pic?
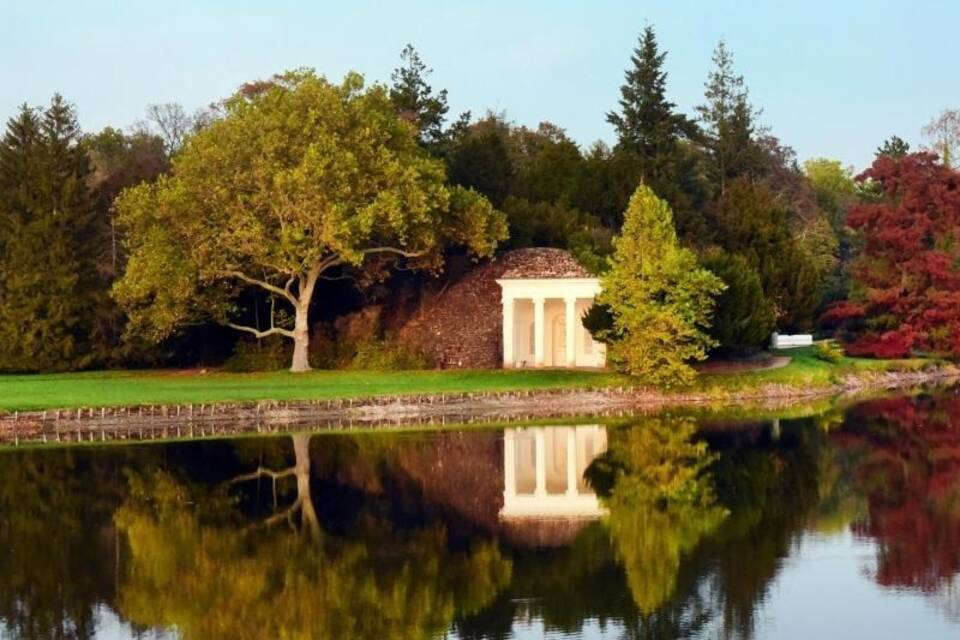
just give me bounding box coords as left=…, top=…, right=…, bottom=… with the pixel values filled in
left=497, top=248, right=593, bottom=279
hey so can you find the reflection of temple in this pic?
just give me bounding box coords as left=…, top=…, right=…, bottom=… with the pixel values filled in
left=501, top=426, right=608, bottom=520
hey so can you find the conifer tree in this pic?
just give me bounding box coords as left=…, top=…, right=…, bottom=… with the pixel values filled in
left=594, top=186, right=724, bottom=387
left=390, top=44, right=450, bottom=150
left=0, top=96, right=97, bottom=371
left=607, top=26, right=705, bottom=237
left=696, top=41, right=762, bottom=191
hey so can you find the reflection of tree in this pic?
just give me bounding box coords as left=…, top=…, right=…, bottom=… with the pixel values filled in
left=696, top=421, right=823, bottom=634
left=229, top=433, right=320, bottom=540
left=594, top=417, right=728, bottom=615
left=0, top=447, right=138, bottom=640
left=839, top=395, right=960, bottom=591
left=114, top=434, right=513, bottom=640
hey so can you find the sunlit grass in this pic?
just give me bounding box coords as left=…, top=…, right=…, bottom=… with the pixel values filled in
left=0, top=346, right=943, bottom=413
left=0, top=367, right=630, bottom=412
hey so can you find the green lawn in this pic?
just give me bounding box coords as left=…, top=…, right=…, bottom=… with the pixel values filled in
left=693, top=346, right=937, bottom=394
left=0, top=367, right=630, bottom=413
left=0, top=346, right=943, bottom=413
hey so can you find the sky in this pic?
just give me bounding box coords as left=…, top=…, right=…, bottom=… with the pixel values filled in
left=2, top=0, right=959, bottom=170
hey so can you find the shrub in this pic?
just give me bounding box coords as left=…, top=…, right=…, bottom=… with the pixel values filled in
left=348, top=337, right=431, bottom=370
left=813, top=340, right=844, bottom=364
left=702, top=251, right=776, bottom=354
left=223, top=337, right=289, bottom=372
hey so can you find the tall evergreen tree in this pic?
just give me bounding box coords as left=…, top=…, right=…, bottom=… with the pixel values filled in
left=390, top=44, right=450, bottom=150
left=0, top=96, right=98, bottom=371
left=607, top=26, right=705, bottom=237
left=607, top=26, right=695, bottom=160
left=696, top=40, right=762, bottom=192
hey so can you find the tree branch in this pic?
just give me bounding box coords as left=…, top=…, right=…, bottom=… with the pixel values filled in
left=222, top=270, right=298, bottom=304
left=225, top=322, right=294, bottom=339
left=361, top=246, right=428, bottom=258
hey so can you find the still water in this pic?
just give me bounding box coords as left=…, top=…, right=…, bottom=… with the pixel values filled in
left=2, top=391, right=960, bottom=639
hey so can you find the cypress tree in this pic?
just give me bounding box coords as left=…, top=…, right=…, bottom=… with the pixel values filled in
left=0, top=95, right=98, bottom=371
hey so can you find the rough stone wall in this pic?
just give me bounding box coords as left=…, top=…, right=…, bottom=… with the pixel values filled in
left=392, top=248, right=593, bottom=369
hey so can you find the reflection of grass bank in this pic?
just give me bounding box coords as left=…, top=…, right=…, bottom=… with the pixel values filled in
left=0, top=347, right=952, bottom=414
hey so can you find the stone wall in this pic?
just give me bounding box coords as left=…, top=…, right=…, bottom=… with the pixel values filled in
left=397, top=248, right=589, bottom=369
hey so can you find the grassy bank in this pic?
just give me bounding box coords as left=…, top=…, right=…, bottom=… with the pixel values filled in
left=693, top=346, right=939, bottom=394
left=0, top=367, right=629, bottom=412
left=0, top=347, right=948, bottom=413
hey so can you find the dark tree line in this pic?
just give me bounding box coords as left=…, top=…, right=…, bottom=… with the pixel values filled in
left=0, top=29, right=893, bottom=371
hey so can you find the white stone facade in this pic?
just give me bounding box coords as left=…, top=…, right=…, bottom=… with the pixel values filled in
left=496, top=277, right=606, bottom=368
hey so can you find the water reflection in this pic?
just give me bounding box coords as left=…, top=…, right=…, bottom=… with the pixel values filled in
left=1, top=393, right=960, bottom=638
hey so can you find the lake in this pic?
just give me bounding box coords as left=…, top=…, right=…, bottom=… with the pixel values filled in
left=1, top=390, right=959, bottom=639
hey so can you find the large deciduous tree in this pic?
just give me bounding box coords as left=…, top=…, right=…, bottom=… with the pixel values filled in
left=114, top=70, right=507, bottom=372
left=822, top=153, right=960, bottom=358
left=592, top=186, right=724, bottom=387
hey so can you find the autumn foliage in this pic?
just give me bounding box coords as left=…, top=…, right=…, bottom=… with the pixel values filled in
left=837, top=396, right=960, bottom=590
left=822, top=153, right=960, bottom=358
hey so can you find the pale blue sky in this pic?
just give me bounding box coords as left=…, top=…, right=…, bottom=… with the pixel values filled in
left=3, top=0, right=957, bottom=169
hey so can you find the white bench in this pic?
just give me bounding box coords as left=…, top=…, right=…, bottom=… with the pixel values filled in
left=770, top=333, right=813, bottom=349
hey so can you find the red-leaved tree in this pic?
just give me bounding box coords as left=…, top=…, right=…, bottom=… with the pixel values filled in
left=822, top=153, right=960, bottom=358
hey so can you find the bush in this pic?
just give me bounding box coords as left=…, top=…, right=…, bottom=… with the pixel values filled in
left=223, top=336, right=289, bottom=372
left=813, top=340, right=844, bottom=364
left=348, top=337, right=431, bottom=370
left=702, top=251, right=776, bottom=355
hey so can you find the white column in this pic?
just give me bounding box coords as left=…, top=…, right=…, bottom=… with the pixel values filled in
left=565, top=427, right=578, bottom=496
left=564, top=297, right=577, bottom=367
left=534, top=428, right=546, bottom=496
left=503, top=429, right=516, bottom=500
left=533, top=297, right=545, bottom=367
left=502, top=295, right=515, bottom=368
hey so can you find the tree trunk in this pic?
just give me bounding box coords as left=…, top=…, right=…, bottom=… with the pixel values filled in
left=292, top=434, right=320, bottom=542
left=290, top=302, right=311, bottom=373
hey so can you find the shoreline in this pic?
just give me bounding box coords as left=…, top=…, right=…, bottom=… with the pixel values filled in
left=1, top=365, right=956, bottom=447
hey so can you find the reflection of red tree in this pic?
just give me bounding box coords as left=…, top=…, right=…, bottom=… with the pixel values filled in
left=838, top=395, right=960, bottom=591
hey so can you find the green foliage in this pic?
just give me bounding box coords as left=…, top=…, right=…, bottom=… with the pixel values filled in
left=813, top=340, right=844, bottom=364
left=446, top=115, right=515, bottom=207
left=348, top=337, right=431, bottom=371
left=597, top=186, right=725, bottom=387
left=696, top=40, right=765, bottom=190
left=0, top=97, right=102, bottom=372
left=223, top=336, right=289, bottom=373
left=713, top=178, right=821, bottom=330
left=389, top=44, right=451, bottom=149
left=803, top=158, right=856, bottom=230
left=876, top=135, right=910, bottom=159
left=702, top=251, right=775, bottom=353
left=607, top=27, right=707, bottom=237
left=114, top=69, right=507, bottom=372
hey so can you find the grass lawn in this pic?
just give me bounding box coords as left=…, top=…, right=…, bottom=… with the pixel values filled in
left=692, top=346, right=938, bottom=394
left=0, top=346, right=943, bottom=413
left=0, top=367, right=630, bottom=413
